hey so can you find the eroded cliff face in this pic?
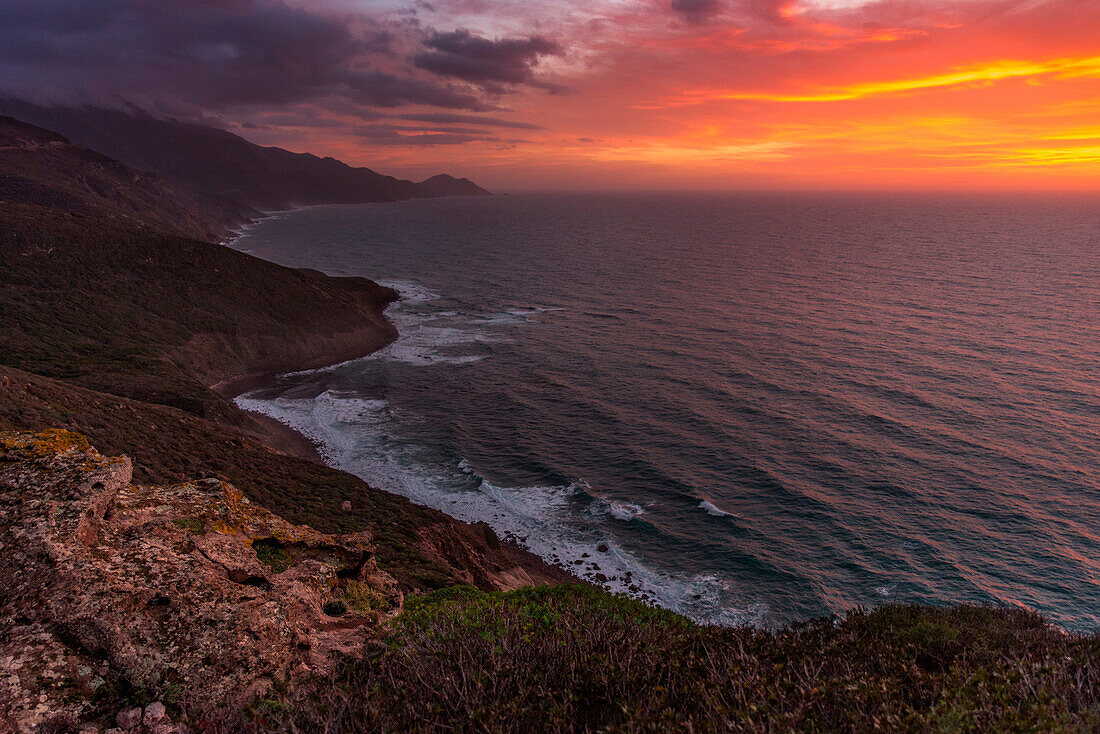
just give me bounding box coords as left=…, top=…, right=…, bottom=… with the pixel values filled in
left=0, top=430, right=401, bottom=733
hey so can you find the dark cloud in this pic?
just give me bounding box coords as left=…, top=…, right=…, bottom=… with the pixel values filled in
left=343, top=70, right=494, bottom=110
left=671, top=0, right=723, bottom=23
left=394, top=113, right=545, bottom=130
left=353, top=124, right=498, bottom=146
left=414, top=29, right=562, bottom=93
left=0, top=0, right=490, bottom=113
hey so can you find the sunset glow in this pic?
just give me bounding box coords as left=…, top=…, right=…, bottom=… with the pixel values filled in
left=3, top=0, right=1099, bottom=189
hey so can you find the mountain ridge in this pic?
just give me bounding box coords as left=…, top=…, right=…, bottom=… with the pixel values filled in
left=0, top=116, right=255, bottom=241
left=0, top=99, right=491, bottom=218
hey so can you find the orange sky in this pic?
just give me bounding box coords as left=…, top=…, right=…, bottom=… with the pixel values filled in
left=231, top=0, right=1100, bottom=191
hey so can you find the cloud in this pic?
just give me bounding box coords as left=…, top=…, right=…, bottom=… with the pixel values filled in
left=413, top=29, right=563, bottom=92
left=671, top=0, right=724, bottom=23
left=394, top=113, right=545, bottom=129
left=353, top=124, right=499, bottom=146
left=0, top=0, right=490, bottom=113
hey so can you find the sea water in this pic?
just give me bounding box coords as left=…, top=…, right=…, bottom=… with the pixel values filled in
left=230, top=192, right=1100, bottom=630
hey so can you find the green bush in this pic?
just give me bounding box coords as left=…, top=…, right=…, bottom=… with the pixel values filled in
left=203, top=584, right=1099, bottom=732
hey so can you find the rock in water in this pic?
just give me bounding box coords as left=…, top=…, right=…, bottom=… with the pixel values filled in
left=0, top=430, right=402, bottom=732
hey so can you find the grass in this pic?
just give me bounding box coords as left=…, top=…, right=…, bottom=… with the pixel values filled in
left=341, top=579, right=392, bottom=614
left=252, top=539, right=295, bottom=574
left=195, top=584, right=1100, bottom=733
left=171, top=517, right=204, bottom=534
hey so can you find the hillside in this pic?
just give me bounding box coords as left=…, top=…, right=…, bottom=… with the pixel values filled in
left=0, top=100, right=491, bottom=212
left=0, top=116, right=255, bottom=241
left=0, top=202, right=398, bottom=420
left=0, top=366, right=567, bottom=594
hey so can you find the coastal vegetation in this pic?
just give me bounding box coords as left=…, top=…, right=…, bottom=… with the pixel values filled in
left=206, top=584, right=1100, bottom=732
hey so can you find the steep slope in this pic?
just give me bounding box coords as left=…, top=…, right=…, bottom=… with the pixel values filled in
left=0, top=203, right=397, bottom=420
left=0, top=101, right=491, bottom=211
left=0, top=116, right=255, bottom=240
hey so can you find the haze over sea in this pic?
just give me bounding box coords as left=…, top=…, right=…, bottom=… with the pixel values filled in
left=232, top=192, right=1100, bottom=631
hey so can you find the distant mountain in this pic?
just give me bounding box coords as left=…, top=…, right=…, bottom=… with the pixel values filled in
left=417, top=174, right=491, bottom=197
left=0, top=99, right=491, bottom=213
left=0, top=116, right=256, bottom=241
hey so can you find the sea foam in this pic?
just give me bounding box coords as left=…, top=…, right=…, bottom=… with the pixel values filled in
left=236, top=281, right=764, bottom=627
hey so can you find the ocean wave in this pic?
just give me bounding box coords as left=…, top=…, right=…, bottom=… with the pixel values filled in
left=377, top=279, right=443, bottom=304
left=234, top=278, right=764, bottom=626
left=585, top=496, right=645, bottom=522
left=236, top=386, right=764, bottom=627
left=344, top=280, right=565, bottom=366
left=608, top=501, right=645, bottom=522
left=699, top=499, right=730, bottom=517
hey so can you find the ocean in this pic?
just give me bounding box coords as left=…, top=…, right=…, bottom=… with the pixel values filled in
left=230, top=192, right=1100, bottom=631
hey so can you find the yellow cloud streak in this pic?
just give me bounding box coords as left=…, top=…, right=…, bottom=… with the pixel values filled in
left=670, top=55, right=1100, bottom=105
left=583, top=140, right=796, bottom=164
left=1005, top=146, right=1100, bottom=166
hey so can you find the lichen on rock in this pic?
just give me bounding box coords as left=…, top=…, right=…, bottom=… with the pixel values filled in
left=0, top=430, right=401, bottom=732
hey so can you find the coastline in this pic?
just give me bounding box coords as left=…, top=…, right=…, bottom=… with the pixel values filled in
left=215, top=316, right=581, bottom=590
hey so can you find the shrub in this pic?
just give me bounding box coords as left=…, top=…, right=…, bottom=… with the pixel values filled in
left=208, top=584, right=1100, bottom=732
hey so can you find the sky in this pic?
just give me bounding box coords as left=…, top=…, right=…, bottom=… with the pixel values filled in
left=2, top=0, right=1100, bottom=190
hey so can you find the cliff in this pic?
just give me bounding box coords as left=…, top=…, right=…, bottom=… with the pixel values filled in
left=2, top=429, right=1098, bottom=732
left=0, top=365, right=568, bottom=595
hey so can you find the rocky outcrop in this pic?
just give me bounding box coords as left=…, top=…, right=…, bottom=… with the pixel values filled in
left=0, top=430, right=401, bottom=733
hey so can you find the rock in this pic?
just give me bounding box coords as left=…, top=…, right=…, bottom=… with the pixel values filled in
left=115, top=708, right=142, bottom=729
left=597, top=543, right=609, bottom=553
left=340, top=500, right=352, bottom=511
left=143, top=702, right=166, bottom=725
left=415, top=521, right=535, bottom=591
left=0, top=430, right=403, bottom=731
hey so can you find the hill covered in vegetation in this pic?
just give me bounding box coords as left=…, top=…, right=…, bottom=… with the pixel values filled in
left=0, top=116, right=253, bottom=241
